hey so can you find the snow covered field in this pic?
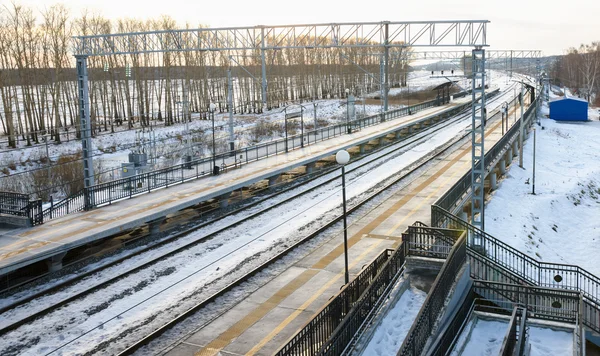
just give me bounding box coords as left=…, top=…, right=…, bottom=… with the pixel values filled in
left=486, top=95, right=600, bottom=276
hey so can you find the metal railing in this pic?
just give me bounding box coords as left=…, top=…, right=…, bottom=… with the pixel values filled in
left=428, top=281, right=581, bottom=355
left=431, top=206, right=600, bottom=334
left=0, top=191, right=43, bottom=226
left=403, top=225, right=462, bottom=259
left=398, top=233, right=467, bottom=356
left=275, top=248, right=395, bottom=356
left=39, top=92, right=503, bottom=224
left=436, top=95, right=532, bottom=213
left=499, top=306, right=527, bottom=356
left=0, top=191, right=30, bottom=217
left=276, top=225, right=468, bottom=356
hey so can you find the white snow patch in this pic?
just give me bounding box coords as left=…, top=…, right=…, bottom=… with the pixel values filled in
left=362, top=287, right=426, bottom=355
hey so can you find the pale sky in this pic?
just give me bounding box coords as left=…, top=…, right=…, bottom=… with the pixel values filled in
left=14, top=0, right=600, bottom=55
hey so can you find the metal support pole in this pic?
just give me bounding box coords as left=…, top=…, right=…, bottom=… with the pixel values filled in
left=383, top=22, right=390, bottom=112
left=44, top=134, right=50, bottom=180
left=313, top=102, right=318, bottom=132
left=341, top=165, right=349, bottom=285
left=470, top=47, right=486, bottom=232
left=519, top=82, right=524, bottom=168
left=300, top=107, right=304, bottom=148
left=183, top=80, right=191, bottom=160
left=212, top=110, right=217, bottom=174
left=284, top=108, right=289, bottom=152
left=260, top=27, right=268, bottom=112
left=531, top=127, right=537, bottom=195
left=228, top=69, right=235, bottom=153
left=75, top=55, right=95, bottom=209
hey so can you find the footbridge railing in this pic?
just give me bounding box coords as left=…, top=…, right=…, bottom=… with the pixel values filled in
left=431, top=205, right=600, bottom=334
left=276, top=225, right=465, bottom=356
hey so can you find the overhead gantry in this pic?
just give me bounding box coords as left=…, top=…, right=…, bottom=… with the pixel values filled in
left=72, top=20, right=502, bottom=231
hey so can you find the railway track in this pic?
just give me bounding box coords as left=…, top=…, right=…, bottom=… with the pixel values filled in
left=0, top=87, right=514, bottom=355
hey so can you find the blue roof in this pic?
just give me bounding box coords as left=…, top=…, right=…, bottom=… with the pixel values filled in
left=550, top=96, right=588, bottom=103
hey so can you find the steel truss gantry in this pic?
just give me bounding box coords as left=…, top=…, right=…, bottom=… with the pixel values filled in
left=471, top=48, right=486, bottom=232
left=408, top=50, right=542, bottom=60
left=73, top=20, right=492, bottom=211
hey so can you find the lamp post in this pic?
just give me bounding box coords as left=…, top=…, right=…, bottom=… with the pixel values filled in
left=209, top=102, right=217, bottom=175
left=336, top=149, right=350, bottom=285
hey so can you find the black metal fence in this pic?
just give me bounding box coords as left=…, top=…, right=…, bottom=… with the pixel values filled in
left=37, top=90, right=503, bottom=225
left=431, top=206, right=600, bottom=334
left=403, top=225, right=462, bottom=259
left=0, top=191, right=30, bottom=217
left=0, top=191, right=43, bottom=226
left=435, top=95, right=534, bottom=213
left=276, top=225, right=468, bottom=356
left=275, top=248, right=396, bottom=356
left=398, top=233, right=467, bottom=356
left=428, top=281, right=581, bottom=355
left=499, top=306, right=526, bottom=356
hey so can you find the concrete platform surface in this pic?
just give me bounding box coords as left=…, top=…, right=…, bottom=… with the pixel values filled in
left=0, top=99, right=471, bottom=275
left=164, top=103, right=518, bottom=355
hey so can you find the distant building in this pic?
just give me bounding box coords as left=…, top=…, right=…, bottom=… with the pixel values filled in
left=549, top=97, right=588, bottom=121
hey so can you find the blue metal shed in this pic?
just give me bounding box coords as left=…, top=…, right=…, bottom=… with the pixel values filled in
left=549, top=97, right=588, bottom=121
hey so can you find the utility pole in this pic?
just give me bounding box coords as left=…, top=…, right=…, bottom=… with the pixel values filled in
left=519, top=82, right=524, bottom=168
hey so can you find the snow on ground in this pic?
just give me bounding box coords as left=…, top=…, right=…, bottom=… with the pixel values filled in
left=0, top=103, right=496, bottom=355
left=485, top=95, right=600, bottom=276
left=450, top=317, right=508, bottom=356
left=527, top=325, right=573, bottom=356
left=361, top=286, right=426, bottom=356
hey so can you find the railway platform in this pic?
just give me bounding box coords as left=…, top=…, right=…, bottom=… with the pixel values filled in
left=0, top=96, right=473, bottom=276
left=164, top=101, right=512, bottom=355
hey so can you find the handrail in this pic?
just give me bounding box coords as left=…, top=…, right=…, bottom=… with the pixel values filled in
left=431, top=206, right=600, bottom=334
left=40, top=91, right=499, bottom=223
left=398, top=233, right=467, bottom=356
left=274, top=248, right=396, bottom=356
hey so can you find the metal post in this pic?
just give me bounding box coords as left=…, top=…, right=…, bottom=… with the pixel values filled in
left=183, top=80, right=191, bottom=161
left=260, top=26, right=268, bottom=112
left=383, top=21, right=390, bottom=112
left=519, top=82, right=524, bottom=168
left=284, top=108, right=289, bottom=152
left=407, top=83, right=410, bottom=113
left=532, top=128, right=536, bottom=195
left=75, top=55, right=95, bottom=209
left=313, top=102, right=318, bottom=132
left=44, top=134, right=50, bottom=180
left=300, top=107, right=304, bottom=148
left=470, top=47, right=486, bottom=232
left=341, top=165, right=349, bottom=285
left=228, top=69, right=235, bottom=153
left=212, top=110, right=217, bottom=174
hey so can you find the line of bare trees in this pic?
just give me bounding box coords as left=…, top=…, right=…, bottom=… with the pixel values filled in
left=0, top=2, right=411, bottom=150
left=550, top=42, right=600, bottom=104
